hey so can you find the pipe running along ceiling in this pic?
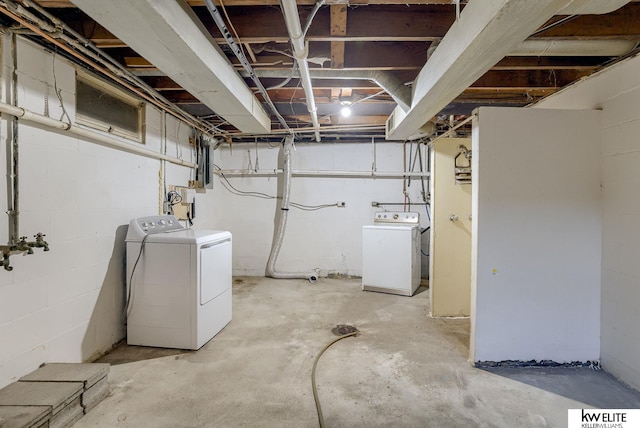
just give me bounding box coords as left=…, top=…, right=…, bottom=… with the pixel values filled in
left=5, top=0, right=639, bottom=142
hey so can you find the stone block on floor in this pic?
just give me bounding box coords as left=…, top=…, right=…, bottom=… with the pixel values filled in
left=0, top=381, right=83, bottom=428
left=20, top=363, right=110, bottom=414
left=0, top=405, right=51, bottom=428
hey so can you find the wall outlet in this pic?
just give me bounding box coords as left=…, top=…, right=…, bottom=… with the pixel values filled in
left=337, top=201, right=346, bottom=207
left=180, top=188, right=196, bottom=204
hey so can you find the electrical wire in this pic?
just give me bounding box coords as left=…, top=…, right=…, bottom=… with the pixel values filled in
left=530, top=14, right=578, bottom=37
left=51, top=49, right=71, bottom=125
left=167, top=190, right=182, bottom=205
left=215, top=165, right=338, bottom=211
left=311, top=332, right=358, bottom=428
left=421, top=226, right=430, bottom=257
left=123, top=234, right=150, bottom=324
left=303, top=0, right=325, bottom=38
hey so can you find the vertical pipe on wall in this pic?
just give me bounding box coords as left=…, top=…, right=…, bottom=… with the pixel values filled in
left=265, top=135, right=318, bottom=282
left=280, top=0, right=321, bottom=142
left=2, top=31, right=19, bottom=244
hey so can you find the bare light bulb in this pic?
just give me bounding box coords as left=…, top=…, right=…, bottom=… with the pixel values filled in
left=340, top=106, right=352, bottom=118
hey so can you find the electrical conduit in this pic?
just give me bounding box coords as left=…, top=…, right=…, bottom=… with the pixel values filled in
left=280, top=0, right=321, bottom=142
left=265, top=136, right=318, bottom=282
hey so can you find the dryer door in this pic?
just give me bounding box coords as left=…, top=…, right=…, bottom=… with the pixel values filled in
left=199, top=237, right=232, bottom=305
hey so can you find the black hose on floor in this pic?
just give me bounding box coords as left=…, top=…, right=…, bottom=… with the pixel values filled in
left=311, top=332, right=358, bottom=428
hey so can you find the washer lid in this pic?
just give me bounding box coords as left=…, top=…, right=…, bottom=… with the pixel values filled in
left=129, top=229, right=231, bottom=244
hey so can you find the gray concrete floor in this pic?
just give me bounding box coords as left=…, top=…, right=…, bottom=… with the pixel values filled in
left=75, top=277, right=640, bottom=428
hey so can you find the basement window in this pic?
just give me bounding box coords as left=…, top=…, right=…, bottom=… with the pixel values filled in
left=76, top=71, right=145, bottom=143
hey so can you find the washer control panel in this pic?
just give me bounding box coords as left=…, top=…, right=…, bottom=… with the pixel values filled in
left=373, top=211, right=420, bottom=224
left=133, top=215, right=184, bottom=235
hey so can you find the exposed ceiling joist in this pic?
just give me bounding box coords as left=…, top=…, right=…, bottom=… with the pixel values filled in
left=9, top=0, right=638, bottom=142
left=386, top=0, right=633, bottom=140
left=70, top=0, right=271, bottom=134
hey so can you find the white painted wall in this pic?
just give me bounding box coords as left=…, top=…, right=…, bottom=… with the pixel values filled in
left=195, top=142, right=431, bottom=277
left=470, top=107, right=601, bottom=363
left=0, top=37, right=195, bottom=388
left=536, top=55, right=640, bottom=390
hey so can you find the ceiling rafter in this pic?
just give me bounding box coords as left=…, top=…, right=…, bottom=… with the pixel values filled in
left=12, top=0, right=640, bottom=141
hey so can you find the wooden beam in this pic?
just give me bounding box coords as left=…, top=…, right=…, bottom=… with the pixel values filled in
left=470, top=69, right=593, bottom=89
left=330, top=4, right=347, bottom=69
left=143, top=76, right=183, bottom=90
left=288, top=114, right=389, bottom=126
left=534, top=3, right=640, bottom=39
left=493, top=56, right=605, bottom=70
left=123, top=57, right=154, bottom=68
left=47, top=4, right=640, bottom=47
left=32, top=0, right=468, bottom=7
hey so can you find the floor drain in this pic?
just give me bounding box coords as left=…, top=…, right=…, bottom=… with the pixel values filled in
left=331, top=324, right=358, bottom=336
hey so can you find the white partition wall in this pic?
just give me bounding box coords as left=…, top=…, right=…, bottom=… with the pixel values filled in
left=535, top=55, right=640, bottom=390
left=470, top=107, right=601, bottom=363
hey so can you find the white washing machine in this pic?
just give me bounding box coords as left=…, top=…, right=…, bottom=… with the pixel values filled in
left=125, top=215, right=232, bottom=350
left=362, top=211, right=421, bottom=296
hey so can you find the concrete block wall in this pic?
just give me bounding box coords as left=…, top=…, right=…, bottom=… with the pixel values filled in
left=536, top=54, right=640, bottom=391
left=195, top=141, right=431, bottom=277
left=0, top=37, right=194, bottom=388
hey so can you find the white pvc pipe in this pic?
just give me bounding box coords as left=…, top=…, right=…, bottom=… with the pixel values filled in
left=0, top=101, right=197, bottom=168
left=280, top=0, right=321, bottom=142
left=215, top=169, right=430, bottom=178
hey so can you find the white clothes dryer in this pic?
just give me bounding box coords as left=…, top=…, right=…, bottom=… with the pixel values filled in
left=125, top=215, right=232, bottom=350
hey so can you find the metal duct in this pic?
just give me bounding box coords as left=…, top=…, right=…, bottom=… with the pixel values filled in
left=203, top=0, right=290, bottom=133
left=246, top=69, right=412, bottom=112
left=70, top=0, right=271, bottom=134
left=280, top=0, right=321, bottom=142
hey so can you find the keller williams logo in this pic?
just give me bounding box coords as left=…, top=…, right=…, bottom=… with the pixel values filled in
left=568, top=408, right=639, bottom=428
left=582, top=409, right=627, bottom=423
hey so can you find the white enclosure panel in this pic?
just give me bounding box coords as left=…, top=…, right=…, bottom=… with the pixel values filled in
left=471, top=107, right=601, bottom=363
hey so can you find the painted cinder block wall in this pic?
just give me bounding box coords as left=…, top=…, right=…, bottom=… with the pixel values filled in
left=195, top=142, right=431, bottom=277
left=0, top=37, right=195, bottom=388
left=535, top=54, right=640, bottom=391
